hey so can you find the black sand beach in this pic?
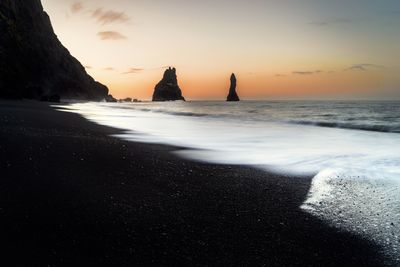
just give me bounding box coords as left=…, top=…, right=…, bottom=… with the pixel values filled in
left=0, top=100, right=386, bottom=266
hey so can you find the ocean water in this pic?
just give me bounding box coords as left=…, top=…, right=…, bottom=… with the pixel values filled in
left=57, top=101, right=400, bottom=262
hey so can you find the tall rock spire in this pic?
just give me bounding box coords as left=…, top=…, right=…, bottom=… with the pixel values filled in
left=227, top=73, right=240, bottom=101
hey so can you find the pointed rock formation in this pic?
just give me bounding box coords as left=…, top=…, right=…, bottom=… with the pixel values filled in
left=227, top=73, right=240, bottom=101
left=152, top=67, right=185, bottom=101
left=0, top=0, right=108, bottom=100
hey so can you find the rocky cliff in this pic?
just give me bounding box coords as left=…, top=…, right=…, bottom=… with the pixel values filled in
left=152, top=67, right=185, bottom=101
left=227, top=73, right=240, bottom=101
left=0, top=0, right=109, bottom=100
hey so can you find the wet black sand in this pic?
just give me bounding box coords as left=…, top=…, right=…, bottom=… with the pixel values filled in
left=0, top=100, right=387, bottom=266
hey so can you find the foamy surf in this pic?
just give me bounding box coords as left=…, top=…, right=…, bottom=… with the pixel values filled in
left=56, top=101, right=400, bottom=263
left=302, top=169, right=400, bottom=263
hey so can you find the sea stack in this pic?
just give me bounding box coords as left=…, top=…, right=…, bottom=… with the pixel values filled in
left=152, top=67, right=185, bottom=101
left=0, top=0, right=109, bottom=101
left=227, top=73, right=240, bottom=102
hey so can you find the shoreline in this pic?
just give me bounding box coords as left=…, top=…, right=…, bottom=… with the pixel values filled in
left=0, top=100, right=387, bottom=266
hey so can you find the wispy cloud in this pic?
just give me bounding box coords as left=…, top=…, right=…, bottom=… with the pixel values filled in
left=308, top=19, right=351, bottom=27
left=292, top=70, right=323, bottom=75
left=92, top=8, right=130, bottom=25
left=84, top=65, right=92, bottom=69
left=97, top=31, right=127, bottom=40
left=122, top=68, right=144, bottom=74
left=275, top=74, right=287, bottom=77
left=71, top=2, right=84, bottom=13
left=345, top=64, right=384, bottom=71
left=103, top=67, right=115, bottom=71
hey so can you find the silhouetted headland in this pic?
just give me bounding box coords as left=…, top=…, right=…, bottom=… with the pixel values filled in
left=0, top=0, right=110, bottom=101
left=227, top=73, right=240, bottom=101
left=152, top=67, right=185, bottom=101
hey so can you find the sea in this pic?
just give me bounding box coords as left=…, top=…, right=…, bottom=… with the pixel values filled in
left=57, top=100, right=400, bottom=263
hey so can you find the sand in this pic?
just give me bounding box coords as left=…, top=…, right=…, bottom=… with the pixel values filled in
left=0, top=100, right=386, bottom=266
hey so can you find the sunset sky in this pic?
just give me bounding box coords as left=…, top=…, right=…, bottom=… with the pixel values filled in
left=41, top=0, right=400, bottom=100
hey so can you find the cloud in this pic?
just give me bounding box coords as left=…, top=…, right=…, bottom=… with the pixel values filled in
left=71, top=2, right=83, bottom=13
left=97, top=31, right=127, bottom=40
left=293, top=71, right=314, bottom=75
left=275, top=74, right=287, bottom=77
left=345, top=64, right=384, bottom=71
left=103, top=67, right=115, bottom=71
left=292, top=71, right=322, bottom=75
left=92, top=8, right=130, bottom=25
left=308, top=19, right=351, bottom=27
left=84, top=65, right=92, bottom=69
left=122, top=68, right=144, bottom=74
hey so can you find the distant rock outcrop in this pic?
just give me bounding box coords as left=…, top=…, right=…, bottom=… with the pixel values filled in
left=227, top=73, right=240, bottom=102
left=105, top=95, right=117, bottom=103
left=152, top=67, right=185, bottom=101
left=0, top=0, right=109, bottom=100
left=119, top=97, right=133, bottom=103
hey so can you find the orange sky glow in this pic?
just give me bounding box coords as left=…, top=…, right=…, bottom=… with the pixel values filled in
left=42, top=0, right=400, bottom=100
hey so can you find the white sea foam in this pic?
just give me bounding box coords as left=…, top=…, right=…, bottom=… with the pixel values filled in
left=56, top=101, right=400, bottom=262
left=301, top=170, right=400, bottom=263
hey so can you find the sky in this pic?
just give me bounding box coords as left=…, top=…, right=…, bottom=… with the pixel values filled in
left=41, top=0, right=400, bottom=100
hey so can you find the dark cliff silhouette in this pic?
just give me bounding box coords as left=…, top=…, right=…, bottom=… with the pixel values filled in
left=0, top=0, right=109, bottom=101
left=227, top=73, right=240, bottom=101
left=152, top=67, right=185, bottom=101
